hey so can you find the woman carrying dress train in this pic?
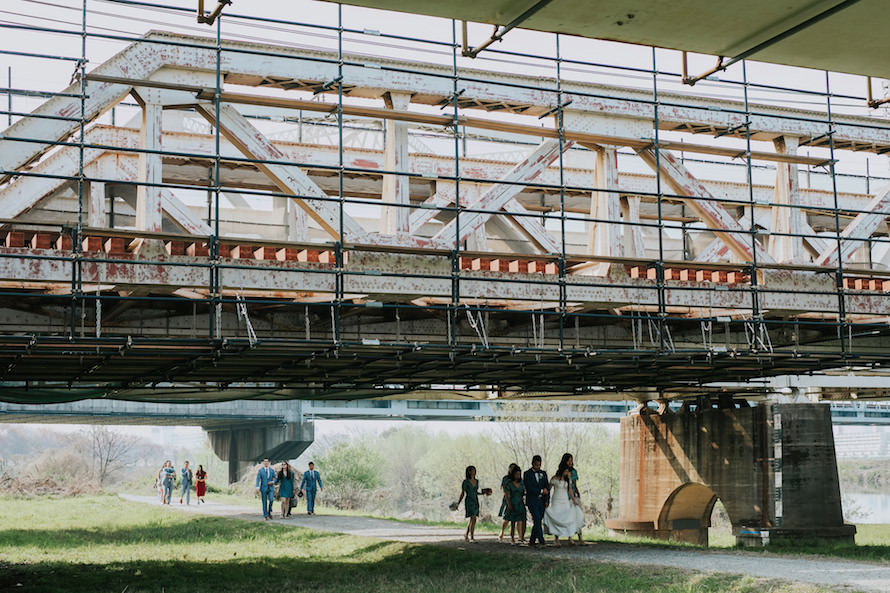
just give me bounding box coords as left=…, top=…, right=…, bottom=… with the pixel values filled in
left=542, top=458, right=584, bottom=546
left=563, top=453, right=584, bottom=544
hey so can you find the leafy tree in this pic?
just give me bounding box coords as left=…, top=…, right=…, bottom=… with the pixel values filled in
left=315, top=440, right=385, bottom=509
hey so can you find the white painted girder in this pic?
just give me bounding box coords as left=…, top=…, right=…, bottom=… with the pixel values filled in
left=433, top=139, right=571, bottom=250
left=0, top=248, right=883, bottom=315
left=195, top=103, right=365, bottom=241
left=36, top=126, right=875, bottom=216
left=7, top=123, right=882, bottom=264
left=0, top=127, right=137, bottom=219
left=637, top=147, right=776, bottom=265
left=108, top=157, right=213, bottom=236
left=589, top=145, right=622, bottom=270
left=769, top=137, right=804, bottom=264
left=382, top=91, right=412, bottom=234
left=500, top=198, right=562, bottom=254
left=816, top=182, right=890, bottom=267
left=135, top=92, right=164, bottom=233
left=8, top=30, right=890, bottom=193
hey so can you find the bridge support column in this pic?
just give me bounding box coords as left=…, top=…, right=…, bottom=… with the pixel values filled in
left=606, top=402, right=854, bottom=547
left=206, top=420, right=315, bottom=483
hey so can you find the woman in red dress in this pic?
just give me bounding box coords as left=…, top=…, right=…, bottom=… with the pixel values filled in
left=195, top=465, right=207, bottom=503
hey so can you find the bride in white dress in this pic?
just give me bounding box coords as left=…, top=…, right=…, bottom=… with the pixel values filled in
left=542, top=465, right=585, bottom=546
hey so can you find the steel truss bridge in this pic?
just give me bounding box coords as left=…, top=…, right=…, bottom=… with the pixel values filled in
left=2, top=5, right=890, bottom=403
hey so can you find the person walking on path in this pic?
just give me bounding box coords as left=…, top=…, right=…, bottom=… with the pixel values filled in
left=255, top=458, right=277, bottom=520
left=156, top=463, right=165, bottom=502
left=502, top=465, right=527, bottom=544
left=300, top=461, right=323, bottom=515
left=277, top=461, right=296, bottom=519
left=179, top=461, right=193, bottom=505
left=523, top=455, right=549, bottom=547
left=498, top=463, right=520, bottom=542
left=161, top=460, right=176, bottom=505
left=456, top=465, right=490, bottom=543
left=564, top=453, right=583, bottom=544
left=542, top=460, right=585, bottom=547
left=195, top=465, right=207, bottom=504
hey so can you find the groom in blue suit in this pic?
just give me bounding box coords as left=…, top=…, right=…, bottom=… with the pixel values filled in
left=300, top=461, right=323, bottom=515
left=255, top=458, right=277, bottom=520
left=523, top=455, right=549, bottom=546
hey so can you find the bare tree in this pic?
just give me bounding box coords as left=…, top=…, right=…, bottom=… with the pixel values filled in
left=72, top=426, right=139, bottom=485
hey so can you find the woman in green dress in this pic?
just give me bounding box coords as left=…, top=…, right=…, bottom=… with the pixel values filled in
left=498, top=463, right=519, bottom=542
left=502, top=466, right=527, bottom=544
left=277, top=461, right=296, bottom=519
left=457, top=465, right=489, bottom=542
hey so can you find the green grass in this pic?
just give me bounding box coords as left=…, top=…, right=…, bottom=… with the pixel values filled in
left=0, top=495, right=846, bottom=593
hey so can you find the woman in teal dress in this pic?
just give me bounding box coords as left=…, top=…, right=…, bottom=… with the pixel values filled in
left=457, top=465, right=490, bottom=542
left=502, top=466, right=527, bottom=544
left=498, top=463, right=519, bottom=542
left=277, top=461, right=296, bottom=519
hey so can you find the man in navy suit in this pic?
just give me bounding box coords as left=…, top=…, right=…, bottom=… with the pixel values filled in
left=523, top=455, right=549, bottom=547
left=255, top=458, right=277, bottom=520
left=300, top=461, right=323, bottom=515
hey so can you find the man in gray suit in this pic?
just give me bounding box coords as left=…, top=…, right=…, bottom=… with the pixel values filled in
left=179, top=460, right=193, bottom=505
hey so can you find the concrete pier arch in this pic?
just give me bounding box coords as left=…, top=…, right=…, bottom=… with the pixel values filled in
left=607, top=402, right=855, bottom=547
left=656, top=483, right=721, bottom=546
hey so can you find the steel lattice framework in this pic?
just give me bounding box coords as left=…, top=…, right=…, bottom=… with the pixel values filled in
left=2, top=1, right=890, bottom=403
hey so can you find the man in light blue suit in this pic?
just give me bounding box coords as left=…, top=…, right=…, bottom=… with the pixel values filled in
left=255, top=458, right=277, bottom=520
left=300, top=461, right=323, bottom=515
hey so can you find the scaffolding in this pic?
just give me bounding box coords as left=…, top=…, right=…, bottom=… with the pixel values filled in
left=1, top=0, right=890, bottom=403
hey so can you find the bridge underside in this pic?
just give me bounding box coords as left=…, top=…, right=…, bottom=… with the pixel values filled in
left=0, top=318, right=880, bottom=403
left=2, top=27, right=890, bottom=403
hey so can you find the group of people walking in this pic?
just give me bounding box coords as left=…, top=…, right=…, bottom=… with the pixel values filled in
left=457, top=453, right=584, bottom=546
left=156, top=460, right=207, bottom=505
left=255, top=459, right=323, bottom=520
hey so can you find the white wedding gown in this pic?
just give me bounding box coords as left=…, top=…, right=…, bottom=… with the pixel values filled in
left=542, top=479, right=584, bottom=537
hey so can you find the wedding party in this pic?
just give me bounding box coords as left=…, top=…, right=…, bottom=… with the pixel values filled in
left=455, top=452, right=585, bottom=546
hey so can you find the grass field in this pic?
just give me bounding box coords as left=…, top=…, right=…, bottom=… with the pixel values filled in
left=0, top=495, right=854, bottom=593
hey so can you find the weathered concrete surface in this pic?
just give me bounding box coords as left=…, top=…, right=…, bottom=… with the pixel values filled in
left=207, top=421, right=314, bottom=483
left=606, top=403, right=854, bottom=546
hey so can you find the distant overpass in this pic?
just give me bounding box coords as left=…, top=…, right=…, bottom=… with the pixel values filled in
left=2, top=397, right=890, bottom=426
left=4, top=397, right=889, bottom=481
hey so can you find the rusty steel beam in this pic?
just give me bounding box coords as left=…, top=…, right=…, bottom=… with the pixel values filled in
left=768, top=136, right=804, bottom=263
left=433, top=139, right=571, bottom=250
left=8, top=29, right=889, bottom=194
left=195, top=103, right=366, bottom=241
left=589, top=145, right=622, bottom=273
left=816, top=182, right=890, bottom=267
left=0, top=245, right=884, bottom=315
left=382, top=91, right=412, bottom=234
left=637, top=148, right=775, bottom=265
left=135, top=90, right=164, bottom=234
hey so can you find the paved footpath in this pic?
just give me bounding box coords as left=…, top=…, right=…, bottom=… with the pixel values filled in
left=122, top=494, right=889, bottom=593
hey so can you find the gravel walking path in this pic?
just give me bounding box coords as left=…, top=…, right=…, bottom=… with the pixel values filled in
left=122, top=494, right=888, bottom=592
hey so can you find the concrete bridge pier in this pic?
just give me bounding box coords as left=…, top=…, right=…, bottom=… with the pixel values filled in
left=606, top=402, right=855, bottom=547
left=207, top=421, right=315, bottom=483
